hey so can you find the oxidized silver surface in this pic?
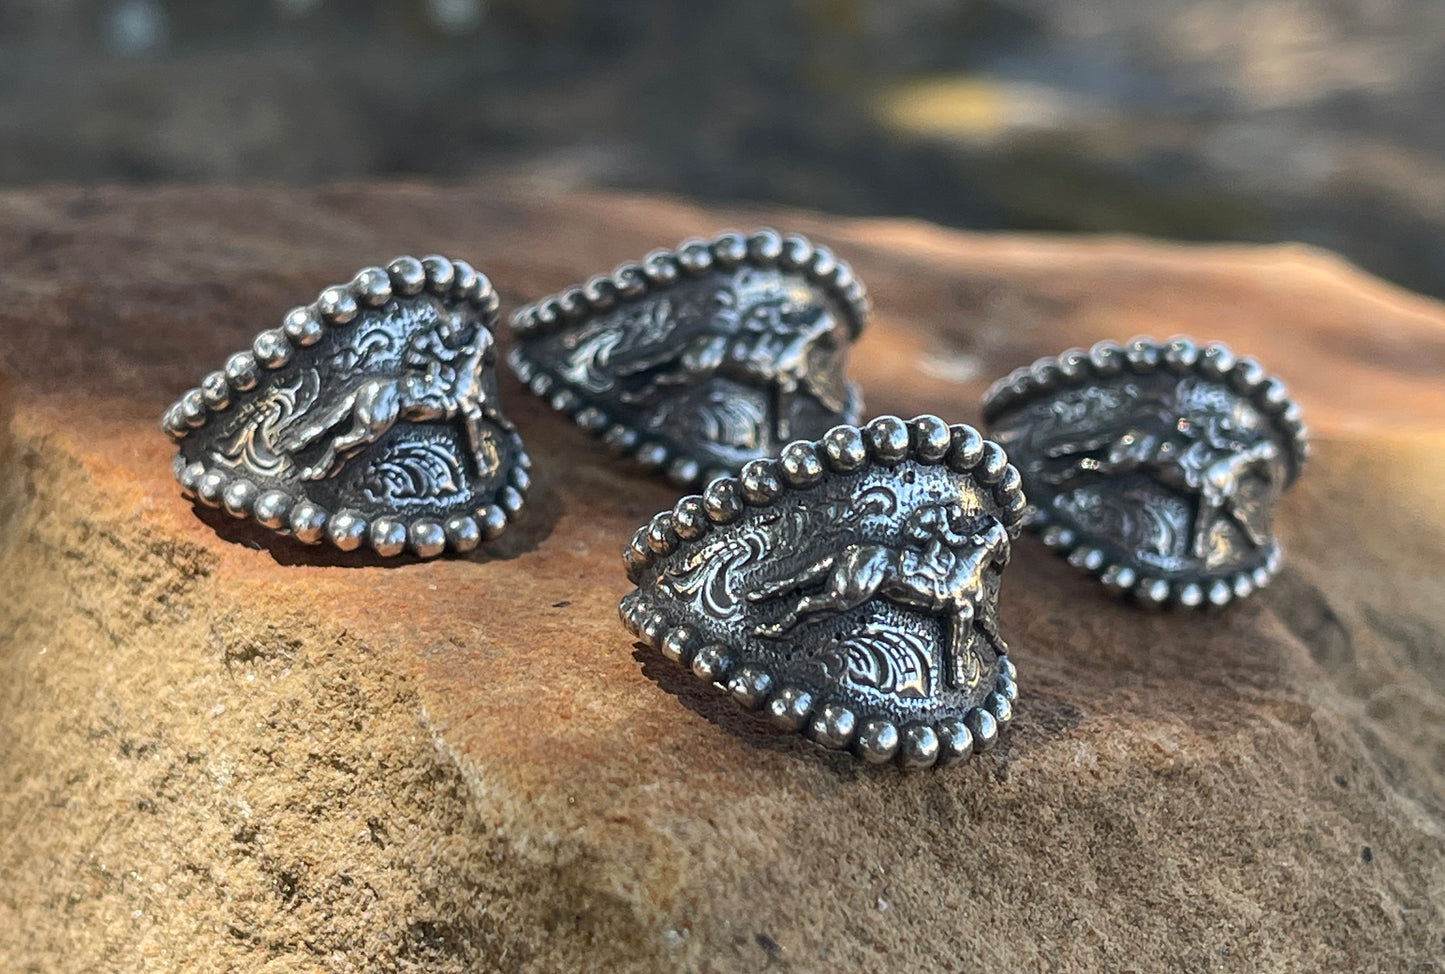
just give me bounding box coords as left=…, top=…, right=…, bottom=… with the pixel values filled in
left=619, top=415, right=1025, bottom=767
left=508, top=229, right=868, bottom=487
left=162, top=257, right=530, bottom=558
left=982, top=337, right=1308, bottom=607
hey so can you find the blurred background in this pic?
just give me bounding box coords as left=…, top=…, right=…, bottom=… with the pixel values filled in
left=2, top=0, right=1442, bottom=296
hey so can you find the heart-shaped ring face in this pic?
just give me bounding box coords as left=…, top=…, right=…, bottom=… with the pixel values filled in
left=983, top=337, right=1308, bottom=607
left=509, top=229, right=868, bottom=488
left=620, top=415, right=1024, bottom=768
left=163, top=257, right=531, bottom=559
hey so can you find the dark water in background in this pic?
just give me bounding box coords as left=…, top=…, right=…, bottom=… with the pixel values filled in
left=3, top=0, right=1443, bottom=297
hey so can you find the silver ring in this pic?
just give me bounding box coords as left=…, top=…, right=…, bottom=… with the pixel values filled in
left=620, top=415, right=1023, bottom=767
left=982, top=336, right=1308, bottom=606
left=162, top=256, right=531, bottom=558
left=508, top=229, right=868, bottom=488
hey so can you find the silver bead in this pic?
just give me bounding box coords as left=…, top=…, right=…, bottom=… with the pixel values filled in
left=478, top=505, right=508, bottom=541
left=948, top=425, right=985, bottom=472
left=421, top=254, right=455, bottom=294
left=327, top=511, right=367, bottom=551
left=738, top=459, right=783, bottom=505
left=727, top=667, right=774, bottom=710
left=350, top=266, right=393, bottom=307
left=809, top=704, right=857, bottom=750
left=711, top=232, right=748, bottom=268
left=702, top=479, right=744, bottom=524
left=821, top=425, right=867, bottom=472
left=777, top=441, right=824, bottom=487
left=195, top=470, right=226, bottom=506
left=855, top=719, right=901, bottom=764
left=370, top=518, right=408, bottom=557
left=691, top=644, right=733, bottom=684
left=199, top=371, right=230, bottom=409
left=316, top=286, right=357, bottom=325
left=289, top=502, right=328, bottom=544
left=409, top=519, right=447, bottom=559
left=252, top=329, right=290, bottom=369
left=966, top=709, right=999, bottom=751
left=676, top=239, right=714, bottom=275
left=667, top=457, right=701, bottom=487
left=444, top=514, right=481, bottom=553
left=908, top=415, right=952, bottom=463
left=387, top=256, right=427, bottom=296
left=986, top=691, right=1013, bottom=725
left=864, top=416, right=910, bottom=465
left=671, top=496, right=708, bottom=541
left=935, top=718, right=974, bottom=765
left=252, top=489, right=291, bottom=529
left=222, top=479, right=258, bottom=518
left=765, top=687, right=814, bottom=732
left=899, top=724, right=941, bottom=769
left=224, top=351, right=259, bottom=391
left=660, top=626, right=696, bottom=664
left=282, top=306, right=324, bottom=346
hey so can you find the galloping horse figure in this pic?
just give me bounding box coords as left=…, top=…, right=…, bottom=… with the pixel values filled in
left=1041, top=386, right=1280, bottom=559
left=609, top=268, right=849, bottom=444
left=749, top=503, right=1011, bottom=690
left=280, top=311, right=500, bottom=481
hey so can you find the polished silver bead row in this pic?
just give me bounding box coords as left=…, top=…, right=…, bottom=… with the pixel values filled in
left=510, top=227, right=870, bottom=340
left=619, top=415, right=1025, bottom=768
left=983, top=335, right=1310, bottom=480
left=621, top=587, right=1019, bottom=768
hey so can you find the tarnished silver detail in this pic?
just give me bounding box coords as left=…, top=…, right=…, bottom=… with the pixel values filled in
left=509, top=229, right=869, bottom=487
left=163, top=257, right=530, bottom=558
left=982, top=337, right=1308, bottom=605
left=620, top=415, right=1025, bottom=767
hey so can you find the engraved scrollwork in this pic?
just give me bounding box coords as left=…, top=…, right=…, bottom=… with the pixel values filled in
left=210, top=369, right=321, bottom=477
left=355, top=439, right=469, bottom=505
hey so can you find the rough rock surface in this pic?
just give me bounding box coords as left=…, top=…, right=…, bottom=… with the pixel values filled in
left=1, top=185, right=1442, bottom=973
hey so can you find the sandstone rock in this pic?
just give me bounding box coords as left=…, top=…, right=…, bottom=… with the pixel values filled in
left=1, top=185, right=1442, bottom=972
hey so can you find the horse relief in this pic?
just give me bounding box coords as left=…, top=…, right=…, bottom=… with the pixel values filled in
left=1038, top=380, right=1281, bottom=560
left=276, top=310, right=500, bottom=481
left=750, top=502, right=1011, bottom=692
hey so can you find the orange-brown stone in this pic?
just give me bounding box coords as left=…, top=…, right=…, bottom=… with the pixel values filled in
left=1, top=185, right=1442, bottom=972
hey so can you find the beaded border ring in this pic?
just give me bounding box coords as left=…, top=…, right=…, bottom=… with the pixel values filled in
left=620, top=415, right=1024, bottom=767
left=508, top=228, right=870, bottom=488
left=162, top=256, right=531, bottom=558
left=982, top=336, right=1308, bottom=607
